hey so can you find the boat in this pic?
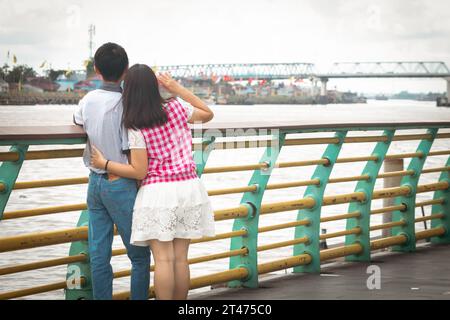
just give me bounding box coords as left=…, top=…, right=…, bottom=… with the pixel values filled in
left=375, top=95, right=389, bottom=101
left=437, top=97, right=450, bottom=107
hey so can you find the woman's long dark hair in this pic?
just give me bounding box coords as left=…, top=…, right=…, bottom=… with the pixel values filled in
left=122, top=64, right=168, bottom=130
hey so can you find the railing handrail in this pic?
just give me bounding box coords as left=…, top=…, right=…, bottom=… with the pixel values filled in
left=0, top=126, right=86, bottom=142
left=2, top=121, right=450, bottom=143
left=1, top=122, right=450, bottom=300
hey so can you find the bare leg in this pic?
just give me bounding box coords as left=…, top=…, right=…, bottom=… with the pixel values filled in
left=173, top=239, right=191, bottom=300
left=149, top=240, right=175, bottom=300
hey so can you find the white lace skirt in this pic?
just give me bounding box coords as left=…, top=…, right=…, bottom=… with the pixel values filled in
left=130, top=178, right=216, bottom=245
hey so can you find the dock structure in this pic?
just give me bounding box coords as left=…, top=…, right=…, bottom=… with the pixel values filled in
left=0, top=119, right=450, bottom=300
left=0, top=92, right=85, bottom=105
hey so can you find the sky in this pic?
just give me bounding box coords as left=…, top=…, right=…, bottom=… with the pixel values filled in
left=1, top=0, right=450, bottom=94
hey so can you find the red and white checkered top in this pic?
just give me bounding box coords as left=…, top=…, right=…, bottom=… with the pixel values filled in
left=140, top=99, right=198, bottom=185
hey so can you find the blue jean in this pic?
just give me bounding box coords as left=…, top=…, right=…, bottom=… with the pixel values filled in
left=87, top=172, right=151, bottom=300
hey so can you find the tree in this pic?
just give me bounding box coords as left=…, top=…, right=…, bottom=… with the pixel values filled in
left=65, top=70, right=75, bottom=78
left=47, top=69, right=65, bottom=81
left=0, top=64, right=9, bottom=80
left=4, top=65, right=37, bottom=83
left=85, top=58, right=94, bottom=77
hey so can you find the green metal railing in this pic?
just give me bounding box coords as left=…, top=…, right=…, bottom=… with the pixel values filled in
left=0, top=122, right=449, bottom=300
left=345, top=130, right=395, bottom=261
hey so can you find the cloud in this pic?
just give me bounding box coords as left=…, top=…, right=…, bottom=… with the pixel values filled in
left=0, top=0, right=449, bottom=77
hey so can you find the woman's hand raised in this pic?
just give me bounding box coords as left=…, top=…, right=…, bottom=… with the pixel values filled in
left=157, top=73, right=184, bottom=96
left=158, top=72, right=214, bottom=124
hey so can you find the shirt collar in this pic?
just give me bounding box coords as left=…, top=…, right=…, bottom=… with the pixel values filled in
left=100, top=82, right=122, bottom=93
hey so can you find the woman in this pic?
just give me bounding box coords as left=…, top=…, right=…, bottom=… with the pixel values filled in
left=90, top=64, right=215, bottom=300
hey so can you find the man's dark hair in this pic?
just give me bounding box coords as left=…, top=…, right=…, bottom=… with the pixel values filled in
left=94, top=43, right=129, bottom=82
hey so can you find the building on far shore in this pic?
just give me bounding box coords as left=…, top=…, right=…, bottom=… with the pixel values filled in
left=0, top=79, right=8, bottom=93
left=277, top=86, right=294, bottom=97
left=56, top=71, right=86, bottom=92
left=57, top=71, right=102, bottom=92
left=22, top=84, right=44, bottom=93
left=26, top=77, right=60, bottom=92
left=85, top=74, right=103, bottom=90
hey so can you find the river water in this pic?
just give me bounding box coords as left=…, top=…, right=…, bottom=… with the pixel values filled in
left=0, top=99, right=450, bottom=299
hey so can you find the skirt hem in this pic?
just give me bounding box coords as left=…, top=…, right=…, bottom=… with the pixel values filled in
left=131, top=231, right=216, bottom=245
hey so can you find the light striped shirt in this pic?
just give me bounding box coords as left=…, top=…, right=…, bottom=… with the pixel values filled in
left=73, top=83, right=129, bottom=174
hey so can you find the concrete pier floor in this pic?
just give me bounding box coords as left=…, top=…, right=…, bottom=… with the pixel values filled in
left=192, top=244, right=450, bottom=300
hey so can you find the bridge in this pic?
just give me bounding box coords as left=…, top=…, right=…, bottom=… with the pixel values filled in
left=317, top=62, right=450, bottom=101
left=159, top=61, right=450, bottom=80
left=158, top=63, right=317, bottom=81
left=320, top=61, right=450, bottom=79
left=158, top=61, right=450, bottom=101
